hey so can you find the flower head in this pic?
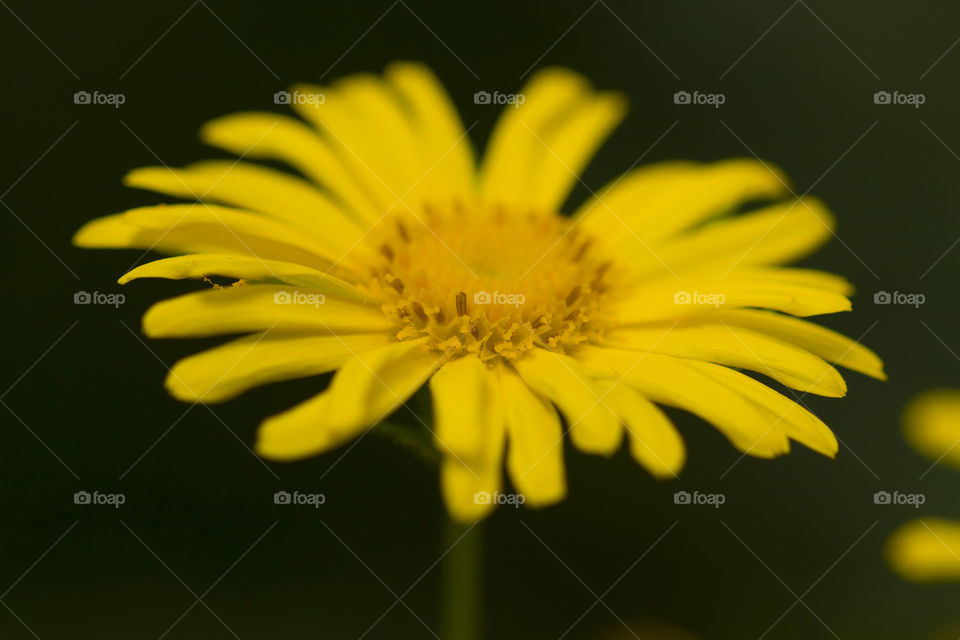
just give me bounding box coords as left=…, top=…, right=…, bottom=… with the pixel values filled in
left=75, top=63, right=884, bottom=521
left=887, top=390, right=960, bottom=581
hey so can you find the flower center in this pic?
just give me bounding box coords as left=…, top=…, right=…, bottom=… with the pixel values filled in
left=352, top=202, right=615, bottom=361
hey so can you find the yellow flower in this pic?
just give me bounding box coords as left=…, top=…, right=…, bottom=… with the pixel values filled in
left=74, top=62, right=884, bottom=521
left=887, top=390, right=960, bottom=581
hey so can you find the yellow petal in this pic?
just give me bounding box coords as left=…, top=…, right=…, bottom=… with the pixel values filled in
left=385, top=62, right=476, bottom=201
left=124, top=162, right=366, bottom=242
left=720, top=267, right=852, bottom=296
left=166, top=332, right=393, bottom=403
left=73, top=204, right=338, bottom=268
left=706, top=309, right=886, bottom=380
left=256, top=339, right=443, bottom=459
left=598, top=379, right=685, bottom=478
left=479, top=68, right=590, bottom=207
left=513, top=348, right=622, bottom=455
left=612, top=271, right=852, bottom=323
left=577, top=347, right=790, bottom=458
left=499, top=363, right=566, bottom=507
left=627, top=197, right=835, bottom=278
left=200, top=112, right=380, bottom=223
left=689, top=361, right=838, bottom=457
left=603, top=324, right=847, bottom=397
left=440, top=457, right=502, bottom=522
left=577, top=159, right=788, bottom=243
left=142, top=284, right=391, bottom=338
left=118, top=254, right=373, bottom=303
left=903, top=389, right=960, bottom=469
left=887, top=519, right=960, bottom=581
left=430, top=356, right=502, bottom=463
left=527, top=91, right=626, bottom=212
left=433, top=358, right=506, bottom=522
left=337, top=74, right=424, bottom=191
left=291, top=78, right=418, bottom=211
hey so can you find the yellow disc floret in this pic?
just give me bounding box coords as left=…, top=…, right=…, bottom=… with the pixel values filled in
left=351, top=202, right=616, bottom=361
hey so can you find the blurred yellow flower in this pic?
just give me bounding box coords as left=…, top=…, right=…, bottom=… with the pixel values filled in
left=887, top=390, right=960, bottom=581
left=74, top=62, right=884, bottom=521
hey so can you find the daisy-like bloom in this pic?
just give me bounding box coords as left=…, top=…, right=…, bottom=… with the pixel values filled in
left=887, top=390, right=960, bottom=581
left=74, top=62, right=884, bottom=521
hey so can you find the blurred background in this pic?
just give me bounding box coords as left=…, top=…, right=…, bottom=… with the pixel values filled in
left=1, top=0, right=959, bottom=637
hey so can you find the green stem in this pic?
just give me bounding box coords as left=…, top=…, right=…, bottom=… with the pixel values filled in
left=440, top=516, right=483, bottom=640
left=373, top=419, right=440, bottom=464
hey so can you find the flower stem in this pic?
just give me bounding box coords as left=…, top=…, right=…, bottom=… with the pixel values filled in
left=440, top=516, right=483, bottom=640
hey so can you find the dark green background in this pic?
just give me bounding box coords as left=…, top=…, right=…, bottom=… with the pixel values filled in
left=2, top=0, right=958, bottom=637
